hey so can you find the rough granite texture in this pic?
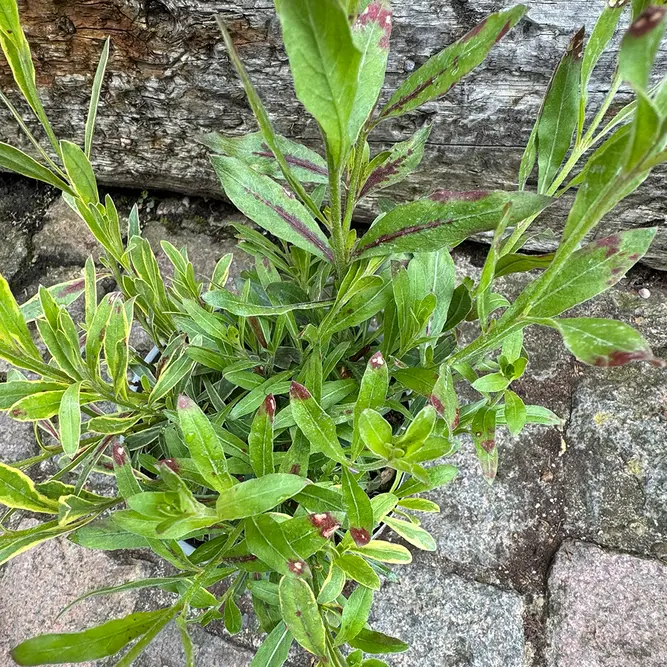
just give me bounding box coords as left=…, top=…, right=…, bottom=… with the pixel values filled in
left=0, top=175, right=666, bottom=666
left=546, top=541, right=667, bottom=667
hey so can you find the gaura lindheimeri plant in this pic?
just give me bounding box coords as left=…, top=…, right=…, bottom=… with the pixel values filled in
left=0, top=0, right=665, bottom=664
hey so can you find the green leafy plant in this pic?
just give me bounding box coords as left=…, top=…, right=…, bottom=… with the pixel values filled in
left=0, top=0, right=665, bottom=665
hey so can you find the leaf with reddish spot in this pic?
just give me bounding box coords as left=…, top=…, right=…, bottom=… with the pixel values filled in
left=201, top=131, right=328, bottom=184
left=177, top=394, right=233, bottom=493
left=342, top=468, right=374, bottom=546
left=20, top=276, right=91, bottom=323
left=378, top=5, right=526, bottom=120
left=290, top=382, right=348, bottom=464
left=279, top=574, right=327, bottom=659
left=349, top=0, right=392, bottom=142
left=352, top=351, right=389, bottom=459
left=360, top=125, right=431, bottom=199
left=248, top=394, right=276, bottom=478
left=620, top=6, right=667, bottom=89
left=212, top=156, right=334, bottom=262
left=471, top=406, right=497, bottom=485
left=550, top=317, right=657, bottom=367
left=530, top=227, right=657, bottom=318
left=355, top=191, right=552, bottom=258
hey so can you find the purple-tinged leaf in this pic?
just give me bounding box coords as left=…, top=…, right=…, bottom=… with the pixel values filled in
left=248, top=394, right=276, bottom=478
left=529, top=227, right=657, bottom=318
left=354, top=191, right=552, bottom=258
left=378, top=5, right=526, bottom=120
left=360, top=125, right=431, bottom=199
left=20, top=276, right=91, bottom=323
left=352, top=351, right=389, bottom=459
left=201, top=131, right=328, bottom=184
left=212, top=156, right=334, bottom=262
left=349, top=0, right=392, bottom=142
left=550, top=317, right=661, bottom=367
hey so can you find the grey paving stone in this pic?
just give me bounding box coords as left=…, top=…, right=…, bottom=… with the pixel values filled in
left=371, top=563, right=527, bottom=667
left=546, top=540, right=667, bottom=667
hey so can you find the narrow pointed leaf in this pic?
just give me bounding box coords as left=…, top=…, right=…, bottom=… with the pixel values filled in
left=360, top=125, right=431, bottom=198
left=336, top=585, right=374, bottom=646
left=354, top=191, right=552, bottom=258
left=278, top=575, right=327, bottom=659
left=202, top=131, right=327, bottom=184
left=249, top=395, right=276, bottom=477
left=537, top=28, right=584, bottom=192
left=619, top=6, right=667, bottom=90
left=177, top=394, right=233, bottom=492
left=383, top=516, right=436, bottom=551
left=551, top=317, right=657, bottom=367
left=342, top=468, right=374, bottom=546
left=378, top=6, right=526, bottom=119
left=58, top=382, right=81, bottom=457
left=276, top=0, right=362, bottom=165
left=0, top=461, right=59, bottom=513
left=530, top=227, right=656, bottom=318
left=11, top=610, right=169, bottom=665
left=216, top=474, right=307, bottom=520
left=290, top=382, right=347, bottom=464
left=250, top=621, right=293, bottom=667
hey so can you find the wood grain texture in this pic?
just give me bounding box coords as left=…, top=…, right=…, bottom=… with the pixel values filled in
left=0, top=1, right=666, bottom=268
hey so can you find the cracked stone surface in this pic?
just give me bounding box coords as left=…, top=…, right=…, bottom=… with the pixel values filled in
left=546, top=541, right=667, bottom=667
left=1, top=176, right=667, bottom=666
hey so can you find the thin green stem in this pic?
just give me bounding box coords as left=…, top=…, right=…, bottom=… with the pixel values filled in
left=328, top=156, right=347, bottom=275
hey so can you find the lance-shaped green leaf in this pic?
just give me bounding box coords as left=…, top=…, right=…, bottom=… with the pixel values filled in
left=177, top=394, right=233, bottom=492
left=276, top=0, right=362, bottom=165
left=342, top=468, right=374, bottom=546
left=87, top=413, right=142, bottom=435
left=20, top=275, right=87, bottom=323
left=279, top=575, right=327, bottom=660
left=112, top=442, right=142, bottom=499
left=349, top=0, right=392, bottom=142
left=336, top=585, right=374, bottom=646
left=290, top=382, right=347, bottom=464
left=104, top=296, right=131, bottom=399
left=11, top=610, right=170, bottom=666
left=549, top=317, right=657, bottom=367
left=471, top=406, right=497, bottom=485
left=216, top=474, right=307, bottom=520
left=60, top=140, right=99, bottom=205
left=0, top=461, right=59, bottom=513
left=250, top=621, right=293, bottom=667
left=0, top=275, right=41, bottom=359
left=58, top=382, right=81, bottom=457
left=378, top=6, right=526, bottom=120
left=249, top=395, right=276, bottom=478
left=349, top=628, right=409, bottom=654
left=383, top=515, right=436, bottom=551
left=495, top=252, right=554, bottom=278
left=360, top=125, right=431, bottom=198
left=358, top=408, right=393, bottom=458
left=212, top=156, right=333, bottom=262
left=351, top=540, right=412, bottom=564
left=580, top=2, right=626, bottom=134
left=202, top=131, right=328, bottom=184
left=352, top=351, right=389, bottom=459
left=0, top=381, right=66, bottom=410
left=619, top=6, right=667, bottom=90
left=529, top=228, right=657, bottom=318
left=203, top=287, right=332, bottom=317
left=335, top=553, right=381, bottom=590
left=354, top=191, right=552, bottom=258
left=0, top=143, right=73, bottom=194
left=504, top=390, right=527, bottom=436
left=246, top=515, right=308, bottom=576
left=537, top=28, right=584, bottom=193
left=318, top=563, right=346, bottom=604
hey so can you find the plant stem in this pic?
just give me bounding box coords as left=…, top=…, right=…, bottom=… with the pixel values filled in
left=328, top=156, right=347, bottom=275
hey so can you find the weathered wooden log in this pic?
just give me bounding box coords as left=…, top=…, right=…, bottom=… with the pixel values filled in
left=0, top=1, right=666, bottom=268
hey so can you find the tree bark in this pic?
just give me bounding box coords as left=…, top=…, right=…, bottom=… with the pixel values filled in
left=1, top=1, right=666, bottom=268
